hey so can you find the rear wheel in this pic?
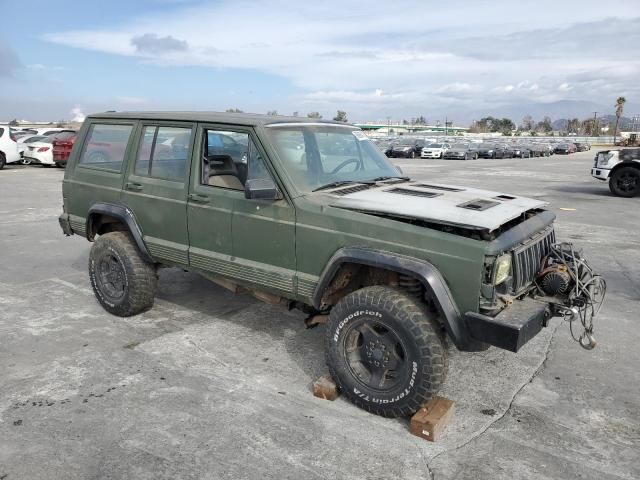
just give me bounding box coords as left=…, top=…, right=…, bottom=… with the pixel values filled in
left=0, top=153, right=5, bottom=170
left=410, top=151, right=416, bottom=159
left=326, top=286, right=446, bottom=418
left=89, top=231, right=158, bottom=316
left=609, top=167, right=640, bottom=197
left=55, top=162, right=65, bottom=168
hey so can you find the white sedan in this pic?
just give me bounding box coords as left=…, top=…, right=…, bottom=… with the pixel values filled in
left=421, top=142, right=451, bottom=159
left=22, top=137, right=55, bottom=166
left=17, top=135, right=48, bottom=163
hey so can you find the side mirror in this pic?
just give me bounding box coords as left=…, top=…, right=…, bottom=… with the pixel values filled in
left=244, top=177, right=283, bottom=201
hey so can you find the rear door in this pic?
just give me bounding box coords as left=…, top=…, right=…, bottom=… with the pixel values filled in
left=64, top=120, right=136, bottom=237
left=121, top=121, right=195, bottom=267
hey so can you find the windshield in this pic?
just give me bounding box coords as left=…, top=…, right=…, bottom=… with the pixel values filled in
left=426, top=143, right=444, bottom=148
left=265, top=125, right=403, bottom=192
left=479, top=143, right=494, bottom=148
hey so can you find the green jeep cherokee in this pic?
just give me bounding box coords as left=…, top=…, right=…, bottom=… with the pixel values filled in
left=59, top=112, right=605, bottom=418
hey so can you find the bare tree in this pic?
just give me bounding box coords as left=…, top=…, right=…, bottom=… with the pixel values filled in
left=521, top=115, right=534, bottom=131
left=266, top=110, right=279, bottom=116
left=613, top=96, right=627, bottom=144
left=307, top=112, right=322, bottom=119
left=225, top=108, right=243, bottom=113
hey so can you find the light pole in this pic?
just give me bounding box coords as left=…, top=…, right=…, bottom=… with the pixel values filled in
left=592, top=111, right=599, bottom=137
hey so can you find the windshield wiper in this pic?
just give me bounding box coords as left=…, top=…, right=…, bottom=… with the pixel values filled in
left=312, top=180, right=374, bottom=192
left=370, top=176, right=410, bottom=182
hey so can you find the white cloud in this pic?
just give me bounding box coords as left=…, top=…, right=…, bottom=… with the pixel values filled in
left=41, top=1, right=640, bottom=120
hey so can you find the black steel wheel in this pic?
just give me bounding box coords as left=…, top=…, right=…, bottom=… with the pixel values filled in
left=89, top=231, right=158, bottom=316
left=326, top=286, right=446, bottom=418
left=609, top=167, right=640, bottom=197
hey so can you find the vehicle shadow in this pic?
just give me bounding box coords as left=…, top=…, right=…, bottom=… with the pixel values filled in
left=153, top=268, right=326, bottom=381
left=548, top=184, right=612, bottom=197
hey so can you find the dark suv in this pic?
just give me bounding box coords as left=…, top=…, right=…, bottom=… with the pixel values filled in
left=59, top=112, right=604, bottom=418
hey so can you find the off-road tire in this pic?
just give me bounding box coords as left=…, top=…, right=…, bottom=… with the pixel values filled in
left=89, top=231, right=158, bottom=316
left=0, top=153, right=5, bottom=170
left=325, top=286, right=446, bottom=418
left=609, top=167, right=640, bottom=197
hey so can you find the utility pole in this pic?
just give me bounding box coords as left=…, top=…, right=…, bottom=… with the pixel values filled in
left=445, top=116, right=448, bottom=136
left=592, top=111, right=599, bottom=137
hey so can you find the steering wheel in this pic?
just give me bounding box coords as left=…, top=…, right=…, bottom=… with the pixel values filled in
left=330, top=158, right=361, bottom=174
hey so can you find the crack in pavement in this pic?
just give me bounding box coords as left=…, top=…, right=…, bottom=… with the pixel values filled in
left=426, top=321, right=559, bottom=478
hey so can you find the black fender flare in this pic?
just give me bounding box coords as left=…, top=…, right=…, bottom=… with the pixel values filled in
left=312, top=247, right=487, bottom=351
left=86, top=202, right=154, bottom=264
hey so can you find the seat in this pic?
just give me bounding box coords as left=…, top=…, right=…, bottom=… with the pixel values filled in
left=206, top=154, right=243, bottom=190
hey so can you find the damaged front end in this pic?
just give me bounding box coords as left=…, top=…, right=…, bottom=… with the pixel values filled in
left=474, top=215, right=606, bottom=352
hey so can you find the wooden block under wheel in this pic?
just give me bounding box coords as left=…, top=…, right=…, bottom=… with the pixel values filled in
left=409, top=396, right=455, bottom=442
left=313, top=374, right=340, bottom=401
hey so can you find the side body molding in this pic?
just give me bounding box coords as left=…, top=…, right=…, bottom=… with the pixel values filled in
left=86, top=202, right=154, bottom=264
left=312, top=246, right=487, bottom=352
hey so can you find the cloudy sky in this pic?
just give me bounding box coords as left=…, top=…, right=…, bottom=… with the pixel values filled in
left=1, top=0, right=639, bottom=124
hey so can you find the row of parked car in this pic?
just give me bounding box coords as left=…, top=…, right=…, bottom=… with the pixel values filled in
left=371, top=137, right=591, bottom=160
left=0, top=126, right=77, bottom=169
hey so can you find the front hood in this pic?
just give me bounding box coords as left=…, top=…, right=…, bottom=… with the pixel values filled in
left=318, top=181, right=547, bottom=232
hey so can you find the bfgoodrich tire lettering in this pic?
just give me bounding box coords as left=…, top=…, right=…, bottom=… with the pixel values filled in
left=89, top=231, right=158, bottom=316
left=325, top=286, right=446, bottom=418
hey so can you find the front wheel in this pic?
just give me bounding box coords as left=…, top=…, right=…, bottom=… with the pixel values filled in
left=89, top=231, right=158, bottom=316
left=325, top=286, right=446, bottom=418
left=609, top=167, right=640, bottom=197
left=0, top=153, right=5, bottom=170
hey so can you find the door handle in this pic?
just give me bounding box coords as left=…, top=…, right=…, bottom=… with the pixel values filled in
left=188, top=193, right=210, bottom=204
left=126, top=182, right=143, bottom=192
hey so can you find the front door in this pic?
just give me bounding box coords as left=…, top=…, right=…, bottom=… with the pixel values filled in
left=187, top=125, right=296, bottom=295
left=121, top=122, right=195, bottom=266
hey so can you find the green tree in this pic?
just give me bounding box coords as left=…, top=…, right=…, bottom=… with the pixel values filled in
left=307, top=111, right=322, bottom=119
left=536, top=116, right=552, bottom=133
left=266, top=110, right=278, bottom=116
left=333, top=110, right=348, bottom=122
left=613, top=96, right=626, bottom=144
left=225, top=108, right=243, bottom=113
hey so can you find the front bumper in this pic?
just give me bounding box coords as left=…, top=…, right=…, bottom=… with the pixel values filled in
left=421, top=151, right=442, bottom=158
left=591, top=167, right=610, bottom=180
left=465, top=297, right=551, bottom=352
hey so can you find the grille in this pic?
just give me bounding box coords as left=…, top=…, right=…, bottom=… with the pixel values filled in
left=385, top=187, right=441, bottom=198
left=332, top=184, right=374, bottom=196
left=512, top=227, right=556, bottom=292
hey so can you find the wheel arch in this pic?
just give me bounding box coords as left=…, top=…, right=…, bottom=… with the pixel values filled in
left=86, top=202, right=154, bottom=264
left=610, top=160, right=640, bottom=176
left=313, top=246, right=486, bottom=351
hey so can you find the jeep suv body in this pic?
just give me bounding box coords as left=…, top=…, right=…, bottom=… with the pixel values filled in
left=59, top=112, right=601, bottom=417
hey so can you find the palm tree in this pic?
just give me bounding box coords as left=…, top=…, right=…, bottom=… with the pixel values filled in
left=613, top=96, right=626, bottom=144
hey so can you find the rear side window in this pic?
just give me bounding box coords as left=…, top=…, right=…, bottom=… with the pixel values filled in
left=78, top=123, right=134, bottom=172
left=134, top=126, right=193, bottom=182
left=0, top=128, right=4, bottom=137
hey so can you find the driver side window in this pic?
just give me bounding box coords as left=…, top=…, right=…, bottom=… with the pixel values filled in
left=201, top=128, right=272, bottom=191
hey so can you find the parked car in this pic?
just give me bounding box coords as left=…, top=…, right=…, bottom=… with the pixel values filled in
left=16, top=135, right=49, bottom=163
left=591, top=148, right=640, bottom=197
left=58, top=111, right=603, bottom=418
left=554, top=143, right=577, bottom=154
left=390, top=138, right=425, bottom=158
left=477, top=143, right=511, bottom=159
left=512, top=146, right=531, bottom=158
left=442, top=143, right=477, bottom=160
left=574, top=142, right=591, bottom=152
left=0, top=125, right=21, bottom=169
left=23, top=131, right=76, bottom=167
left=52, top=132, right=78, bottom=167
left=420, top=142, right=451, bottom=159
